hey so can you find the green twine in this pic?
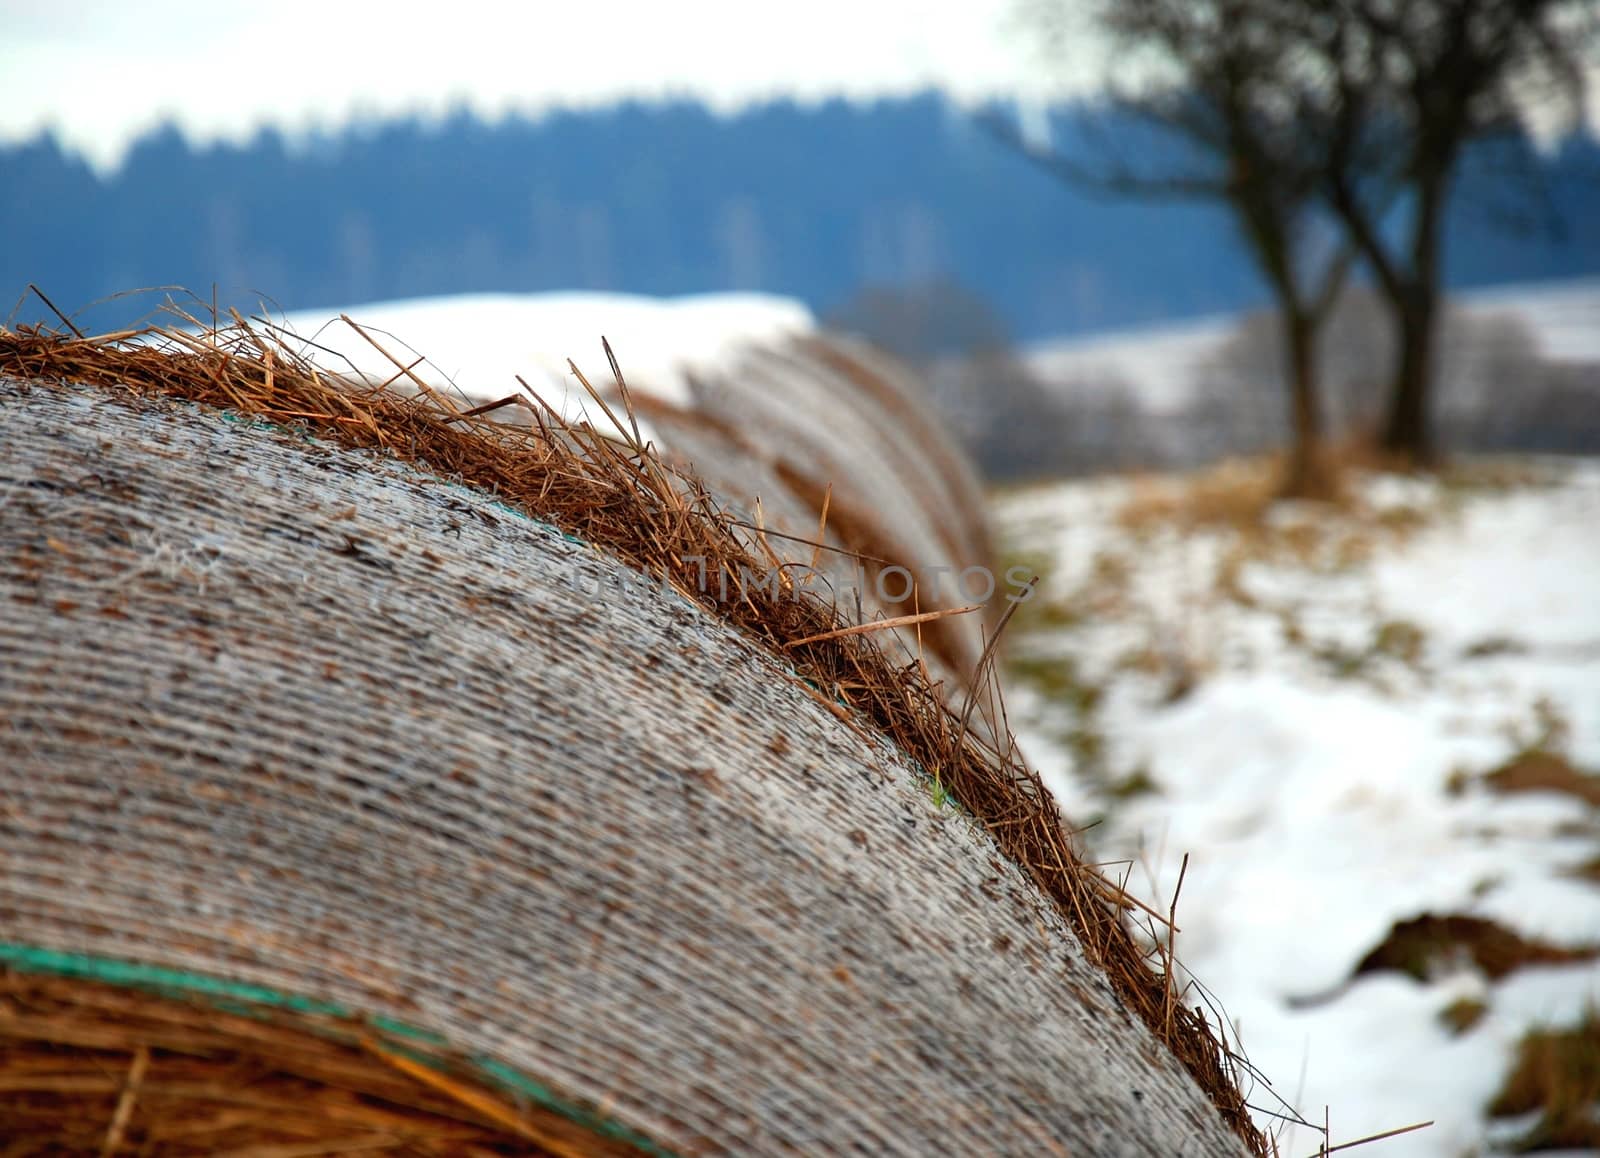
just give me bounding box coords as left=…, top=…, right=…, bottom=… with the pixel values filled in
left=0, top=942, right=677, bottom=1157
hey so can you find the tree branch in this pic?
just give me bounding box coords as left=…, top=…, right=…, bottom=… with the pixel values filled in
left=977, top=110, right=1231, bottom=201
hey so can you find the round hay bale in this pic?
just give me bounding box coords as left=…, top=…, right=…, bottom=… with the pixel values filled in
left=681, top=333, right=997, bottom=679
left=0, top=320, right=1259, bottom=1155
left=618, top=332, right=995, bottom=695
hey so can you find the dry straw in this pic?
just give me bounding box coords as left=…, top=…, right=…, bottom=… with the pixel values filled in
left=1, top=968, right=648, bottom=1156
left=0, top=295, right=1267, bottom=1155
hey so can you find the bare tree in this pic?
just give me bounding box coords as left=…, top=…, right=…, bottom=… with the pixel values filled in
left=1315, top=0, right=1597, bottom=464
left=1010, top=0, right=1356, bottom=497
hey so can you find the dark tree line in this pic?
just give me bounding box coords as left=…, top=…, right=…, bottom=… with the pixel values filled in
left=4, top=93, right=1597, bottom=355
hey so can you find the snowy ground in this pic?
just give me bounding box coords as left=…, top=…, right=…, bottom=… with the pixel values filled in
left=997, top=461, right=1600, bottom=1156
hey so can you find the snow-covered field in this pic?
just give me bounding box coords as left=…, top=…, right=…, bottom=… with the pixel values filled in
left=1025, top=314, right=1235, bottom=414
left=1024, top=276, right=1600, bottom=409
left=1459, top=279, right=1600, bottom=363
left=998, top=462, right=1600, bottom=1156
left=274, top=291, right=814, bottom=429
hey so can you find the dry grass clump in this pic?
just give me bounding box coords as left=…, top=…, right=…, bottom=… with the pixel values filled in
left=1116, top=447, right=1431, bottom=564
left=0, top=968, right=646, bottom=1156
left=1478, top=698, right=1600, bottom=808
left=1119, top=457, right=1287, bottom=535
left=1488, top=1008, right=1600, bottom=1152
left=1441, top=457, right=1566, bottom=494
left=0, top=301, right=1267, bottom=1154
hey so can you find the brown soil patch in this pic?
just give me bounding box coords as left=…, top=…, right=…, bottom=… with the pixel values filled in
left=1566, top=854, right=1600, bottom=884
left=1439, top=996, right=1489, bottom=1036
left=1485, top=751, right=1600, bottom=809
left=1354, top=914, right=1598, bottom=982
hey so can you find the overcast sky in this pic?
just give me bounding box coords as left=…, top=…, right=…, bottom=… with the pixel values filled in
left=0, top=1, right=1102, bottom=171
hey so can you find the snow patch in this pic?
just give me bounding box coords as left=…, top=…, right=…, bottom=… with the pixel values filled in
left=999, top=462, right=1600, bottom=1156
left=275, top=291, right=814, bottom=436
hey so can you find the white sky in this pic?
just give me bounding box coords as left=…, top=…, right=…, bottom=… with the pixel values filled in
left=0, top=0, right=1102, bottom=172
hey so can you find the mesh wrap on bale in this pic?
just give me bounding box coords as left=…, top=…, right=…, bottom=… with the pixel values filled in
left=0, top=377, right=1248, bottom=1155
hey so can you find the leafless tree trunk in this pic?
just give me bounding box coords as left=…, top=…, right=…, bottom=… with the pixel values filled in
left=1283, top=305, right=1330, bottom=493
left=1319, top=0, right=1596, bottom=466
left=1012, top=0, right=1357, bottom=497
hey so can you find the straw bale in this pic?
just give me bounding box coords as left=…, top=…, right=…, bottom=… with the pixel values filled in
left=611, top=383, right=975, bottom=703
left=0, top=374, right=1248, bottom=1154
left=684, top=339, right=991, bottom=677
left=795, top=332, right=995, bottom=583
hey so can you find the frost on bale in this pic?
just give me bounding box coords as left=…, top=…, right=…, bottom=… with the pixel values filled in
left=0, top=315, right=1260, bottom=1155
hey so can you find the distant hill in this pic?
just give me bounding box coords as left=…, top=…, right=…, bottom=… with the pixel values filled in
left=4, top=94, right=1598, bottom=341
